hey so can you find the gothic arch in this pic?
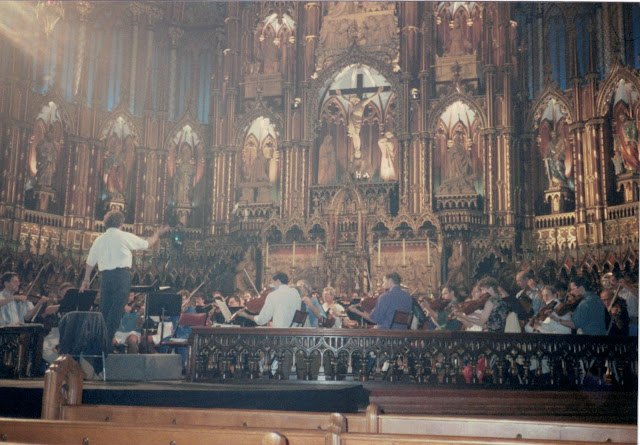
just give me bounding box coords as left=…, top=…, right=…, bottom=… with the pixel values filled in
left=99, top=110, right=140, bottom=143
left=164, top=117, right=205, bottom=154
left=232, top=99, right=284, bottom=150
left=330, top=185, right=364, bottom=216
left=31, top=94, right=73, bottom=134
left=596, top=63, right=640, bottom=117
left=526, top=89, right=574, bottom=133
left=310, top=46, right=404, bottom=136
left=427, top=93, right=487, bottom=134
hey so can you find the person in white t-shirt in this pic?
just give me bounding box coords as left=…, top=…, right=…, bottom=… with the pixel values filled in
left=236, top=271, right=301, bottom=328
left=80, top=210, right=169, bottom=343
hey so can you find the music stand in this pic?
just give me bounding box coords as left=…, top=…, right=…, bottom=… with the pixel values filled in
left=144, top=293, right=182, bottom=346
left=58, top=289, right=98, bottom=314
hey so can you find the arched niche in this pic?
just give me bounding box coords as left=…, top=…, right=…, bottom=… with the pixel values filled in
left=315, top=63, right=397, bottom=185
left=166, top=124, right=206, bottom=227
left=237, top=116, right=280, bottom=205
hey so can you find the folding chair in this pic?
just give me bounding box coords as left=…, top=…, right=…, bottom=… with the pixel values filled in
left=290, top=310, right=308, bottom=327
left=160, top=312, right=208, bottom=353
left=390, top=310, right=412, bottom=329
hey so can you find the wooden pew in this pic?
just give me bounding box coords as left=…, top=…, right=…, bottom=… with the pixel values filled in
left=1, top=418, right=635, bottom=445
left=42, top=356, right=638, bottom=444
left=343, top=404, right=638, bottom=443
left=0, top=418, right=328, bottom=445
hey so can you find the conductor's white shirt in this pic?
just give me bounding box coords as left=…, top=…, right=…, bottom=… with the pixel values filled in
left=86, top=228, right=149, bottom=271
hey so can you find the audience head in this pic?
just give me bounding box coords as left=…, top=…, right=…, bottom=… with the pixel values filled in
left=104, top=210, right=125, bottom=229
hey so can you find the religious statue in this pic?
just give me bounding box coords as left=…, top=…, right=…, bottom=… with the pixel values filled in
left=336, top=86, right=384, bottom=159
left=248, top=146, right=270, bottom=183
left=174, top=144, right=195, bottom=206
left=377, top=131, right=398, bottom=181
left=446, top=240, right=468, bottom=292
left=544, top=130, right=573, bottom=189
left=235, top=248, right=256, bottom=293
left=103, top=136, right=125, bottom=199
left=447, top=13, right=471, bottom=56
left=317, top=134, right=337, bottom=184
left=35, top=125, right=57, bottom=188
left=614, top=112, right=639, bottom=172
left=260, top=26, right=280, bottom=74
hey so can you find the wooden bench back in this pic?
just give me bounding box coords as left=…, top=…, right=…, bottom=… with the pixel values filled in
left=0, top=418, right=332, bottom=445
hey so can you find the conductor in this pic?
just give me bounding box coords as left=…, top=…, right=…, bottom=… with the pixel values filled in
left=80, top=210, right=170, bottom=343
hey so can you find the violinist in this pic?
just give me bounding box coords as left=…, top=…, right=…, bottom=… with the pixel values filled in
left=113, top=292, right=144, bottom=354
left=453, top=277, right=510, bottom=332
left=41, top=282, right=74, bottom=365
left=235, top=272, right=301, bottom=328
left=296, top=280, right=326, bottom=327
left=524, top=285, right=571, bottom=334
left=0, top=272, right=49, bottom=326
left=549, top=277, right=606, bottom=335
left=347, top=272, right=412, bottom=330
left=606, top=271, right=638, bottom=336
left=515, top=270, right=544, bottom=318
left=600, top=288, right=629, bottom=337
left=321, top=286, right=358, bottom=328
left=421, top=285, right=463, bottom=331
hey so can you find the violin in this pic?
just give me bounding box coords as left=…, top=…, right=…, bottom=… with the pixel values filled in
left=554, top=294, right=584, bottom=317
left=448, top=292, right=491, bottom=320
left=422, top=296, right=449, bottom=313
left=528, top=300, right=557, bottom=329
left=244, top=286, right=270, bottom=314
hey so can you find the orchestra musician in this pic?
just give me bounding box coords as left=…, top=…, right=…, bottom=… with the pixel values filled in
left=452, top=277, right=510, bottom=332
left=600, top=288, right=629, bottom=336
left=549, top=277, right=606, bottom=335
left=235, top=272, right=301, bottom=328
left=80, top=210, right=170, bottom=343
left=0, top=272, right=49, bottom=326
left=296, top=280, right=326, bottom=327
left=347, top=272, right=412, bottom=329
left=524, top=285, right=571, bottom=334
left=421, top=285, right=463, bottom=331
left=321, top=286, right=358, bottom=328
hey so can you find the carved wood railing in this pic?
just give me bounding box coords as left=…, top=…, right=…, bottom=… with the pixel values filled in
left=188, top=327, right=638, bottom=389
left=0, top=324, right=46, bottom=378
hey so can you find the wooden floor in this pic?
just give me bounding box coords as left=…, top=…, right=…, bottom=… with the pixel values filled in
left=1, top=377, right=636, bottom=424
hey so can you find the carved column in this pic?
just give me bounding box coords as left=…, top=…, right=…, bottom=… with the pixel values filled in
left=167, top=26, right=183, bottom=121
left=128, top=8, right=141, bottom=113
left=73, top=2, right=94, bottom=101
left=303, top=2, right=320, bottom=80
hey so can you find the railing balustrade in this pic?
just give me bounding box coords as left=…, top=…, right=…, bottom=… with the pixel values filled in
left=188, top=327, right=637, bottom=389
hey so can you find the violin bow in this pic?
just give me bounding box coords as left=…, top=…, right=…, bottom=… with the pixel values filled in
left=25, top=264, right=47, bottom=322
left=243, top=267, right=261, bottom=297
left=606, top=283, right=623, bottom=335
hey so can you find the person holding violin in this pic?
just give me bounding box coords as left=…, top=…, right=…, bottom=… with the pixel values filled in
left=453, top=277, right=510, bottom=332
left=80, top=210, right=170, bottom=344
left=235, top=272, right=301, bottom=328
left=347, top=272, right=412, bottom=330
left=0, top=272, right=49, bottom=326
left=296, top=280, right=326, bottom=327
left=549, top=277, right=606, bottom=335
left=321, top=286, right=358, bottom=328
left=421, top=285, right=463, bottom=331
left=524, top=285, right=571, bottom=334
left=600, top=288, right=629, bottom=337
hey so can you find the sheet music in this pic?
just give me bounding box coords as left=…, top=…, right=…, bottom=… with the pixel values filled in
left=215, top=298, right=233, bottom=322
